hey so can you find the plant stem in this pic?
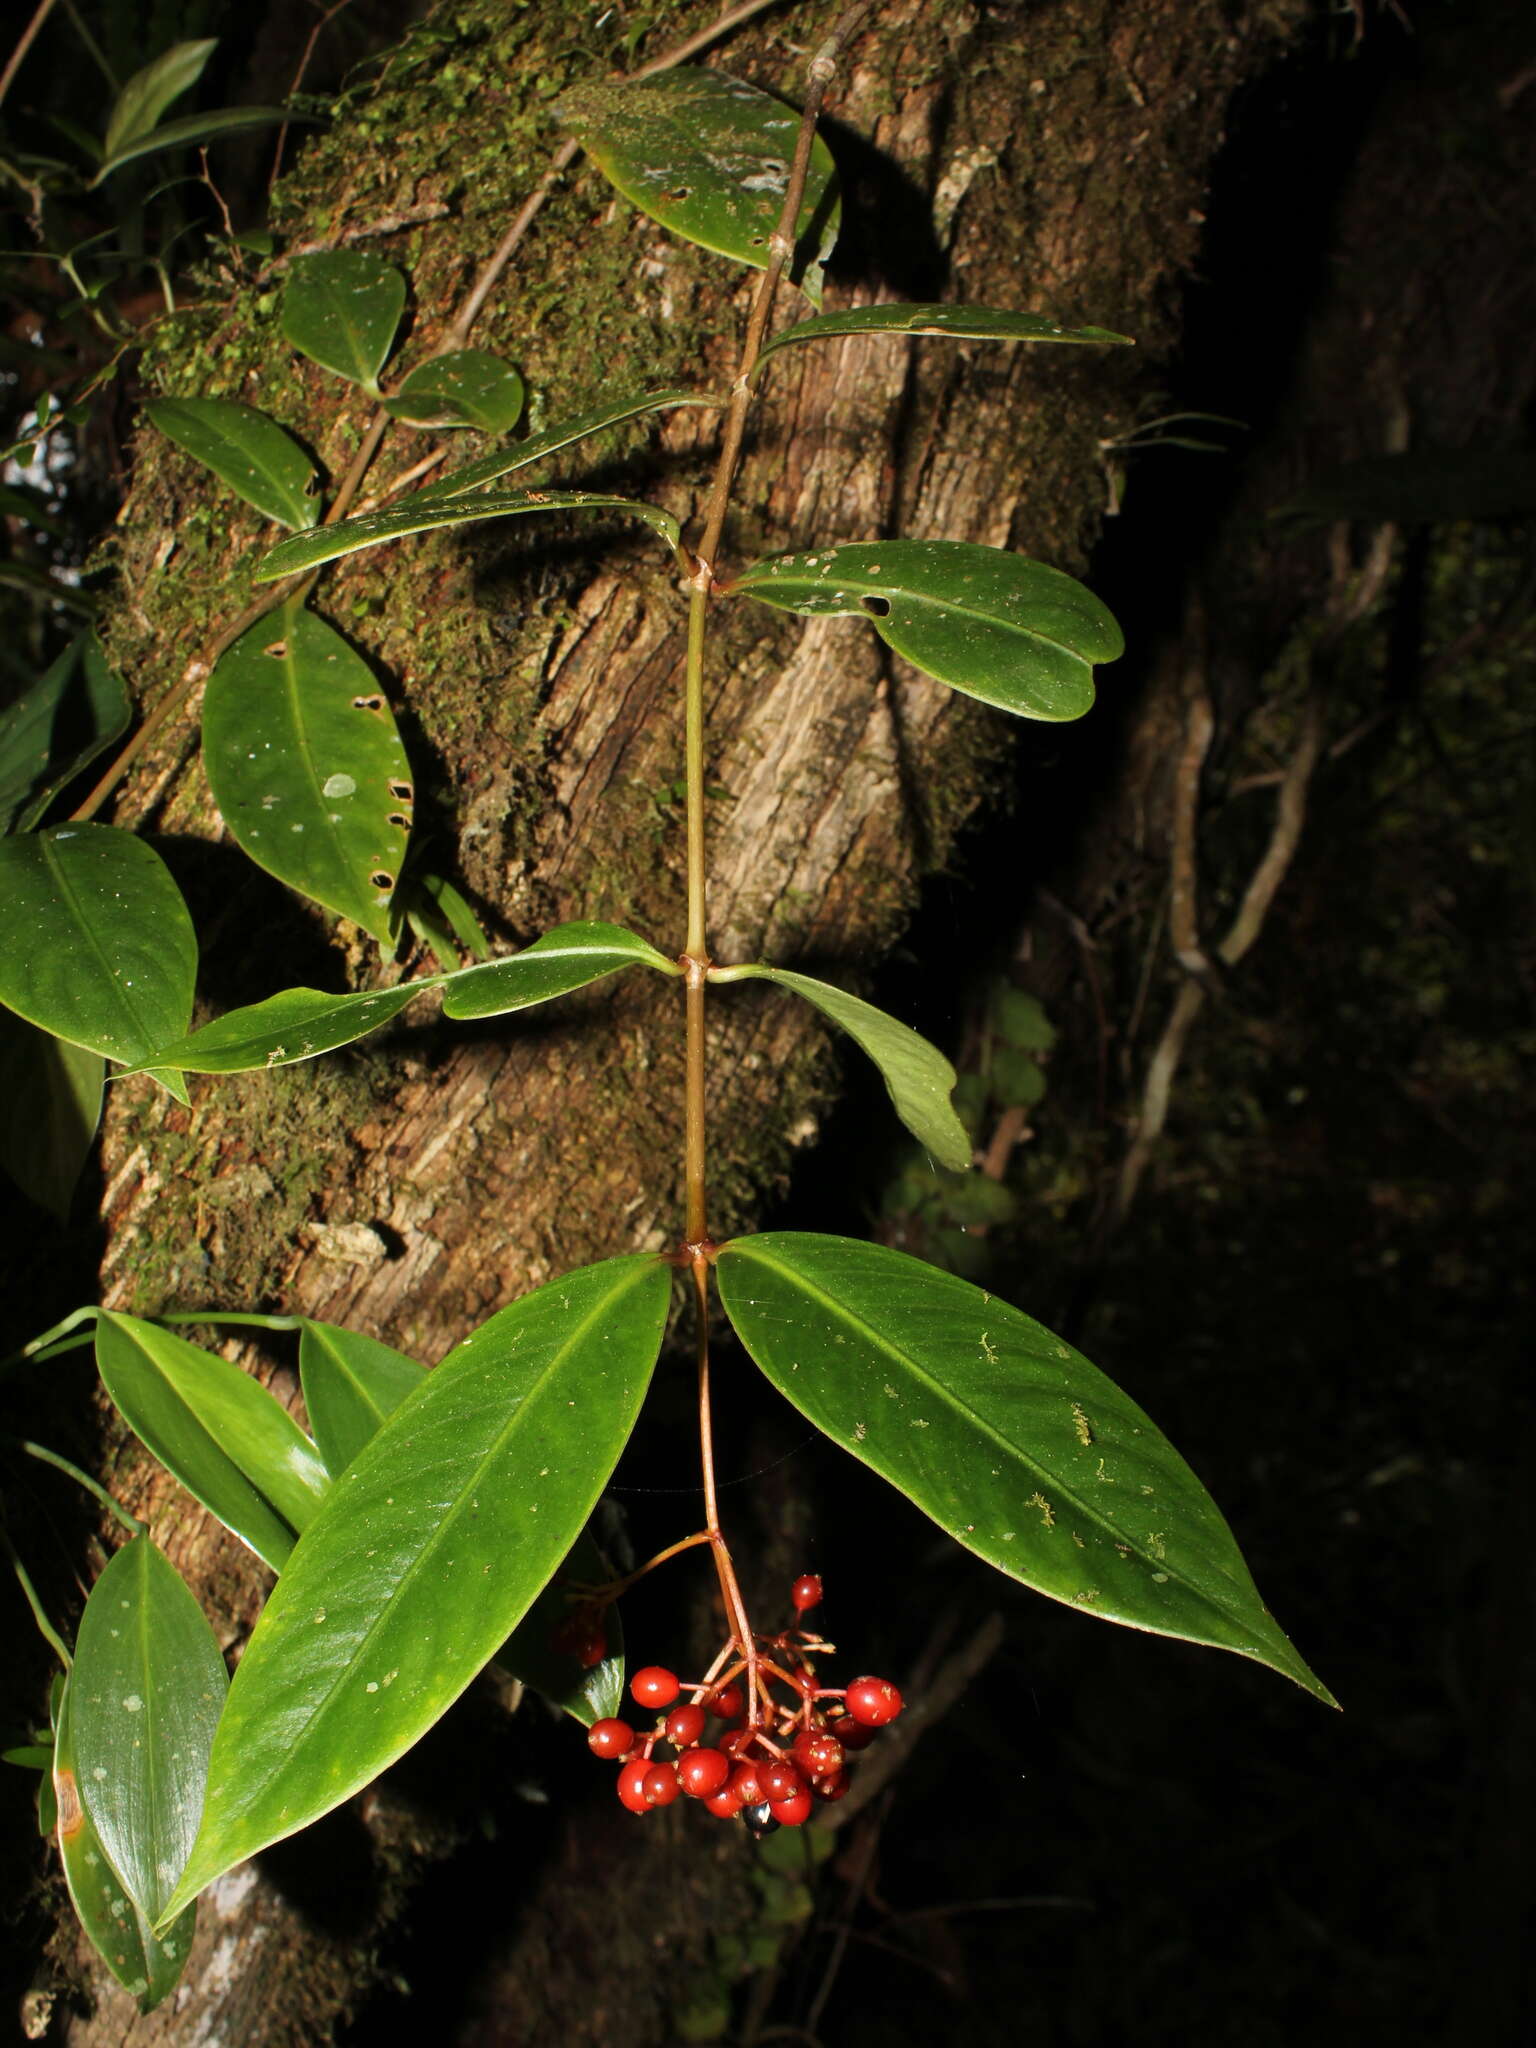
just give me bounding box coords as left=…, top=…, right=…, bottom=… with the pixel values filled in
left=2, top=1527, right=71, bottom=1669
left=7, top=1437, right=146, bottom=1537
left=0, top=0, right=59, bottom=111
left=681, top=0, right=871, bottom=1712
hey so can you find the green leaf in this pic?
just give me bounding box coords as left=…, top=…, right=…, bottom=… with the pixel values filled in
left=95, top=1312, right=330, bottom=1573
left=201, top=603, right=414, bottom=946
left=755, top=302, right=1133, bottom=373
left=712, top=964, right=970, bottom=1172
left=387, top=350, right=526, bottom=433
left=494, top=1526, right=626, bottom=1727
left=297, top=1320, right=425, bottom=1479
left=992, top=987, right=1056, bottom=1053
left=0, top=633, right=130, bottom=834
left=416, top=387, right=719, bottom=502
left=255, top=488, right=686, bottom=582
left=716, top=1235, right=1333, bottom=1703
left=990, top=1047, right=1046, bottom=1109
left=70, top=1538, right=228, bottom=1925
left=0, top=823, right=196, bottom=1099
left=159, top=1254, right=671, bottom=1915
left=440, top=921, right=678, bottom=1020
left=146, top=397, right=319, bottom=530
left=101, top=40, right=216, bottom=163
left=0, top=1009, right=102, bottom=1219
left=281, top=250, right=406, bottom=393
left=413, top=872, right=490, bottom=959
left=54, top=1680, right=194, bottom=2013
left=558, top=68, right=839, bottom=302
left=726, top=540, right=1124, bottom=723
left=94, top=106, right=297, bottom=185
left=119, top=978, right=436, bottom=1077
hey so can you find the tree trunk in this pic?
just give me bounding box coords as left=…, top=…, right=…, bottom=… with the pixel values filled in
left=31, top=0, right=1307, bottom=2038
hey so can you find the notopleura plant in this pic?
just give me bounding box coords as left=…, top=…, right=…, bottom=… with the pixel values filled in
left=0, top=17, right=1333, bottom=2013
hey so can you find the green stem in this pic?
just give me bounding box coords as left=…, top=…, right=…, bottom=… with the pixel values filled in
left=1, top=1528, right=71, bottom=1670
left=6, top=1437, right=146, bottom=1536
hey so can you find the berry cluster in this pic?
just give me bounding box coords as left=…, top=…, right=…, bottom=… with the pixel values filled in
left=583, top=1574, right=903, bottom=1837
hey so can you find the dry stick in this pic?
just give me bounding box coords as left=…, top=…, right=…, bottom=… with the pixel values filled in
left=269, top=0, right=359, bottom=198
left=67, top=0, right=792, bottom=827
left=0, top=0, right=58, bottom=109
left=676, top=1, right=872, bottom=1722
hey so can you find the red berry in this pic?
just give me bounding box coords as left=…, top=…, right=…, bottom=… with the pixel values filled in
left=730, top=1759, right=765, bottom=1807
left=814, top=1769, right=849, bottom=1803
left=704, top=1778, right=746, bottom=1819
left=845, top=1676, right=903, bottom=1727
left=552, top=1616, right=607, bottom=1668
left=678, top=1747, right=732, bottom=1799
left=806, top=1733, right=844, bottom=1775
left=587, top=1717, right=634, bottom=1761
left=665, top=1702, right=706, bottom=1749
left=769, top=1785, right=814, bottom=1826
left=708, top=1682, right=745, bottom=1722
left=617, top=1759, right=651, bottom=1814
left=642, top=1763, right=682, bottom=1809
left=791, top=1574, right=823, bottom=1614
left=720, top=1726, right=756, bottom=1759
left=631, top=1666, right=681, bottom=1710
left=836, top=1718, right=876, bottom=1752
left=761, top=1758, right=804, bottom=1804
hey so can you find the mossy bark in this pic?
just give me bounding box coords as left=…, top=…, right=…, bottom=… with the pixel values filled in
left=53, top=0, right=1303, bottom=2038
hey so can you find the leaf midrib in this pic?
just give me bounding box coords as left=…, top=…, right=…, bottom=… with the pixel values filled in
left=214, top=1259, right=659, bottom=1826
left=728, top=1243, right=1258, bottom=1625
left=38, top=834, right=168, bottom=1058
left=751, top=557, right=1089, bottom=666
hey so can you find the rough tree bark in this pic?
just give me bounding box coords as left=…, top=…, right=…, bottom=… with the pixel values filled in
left=31, top=0, right=1308, bottom=2038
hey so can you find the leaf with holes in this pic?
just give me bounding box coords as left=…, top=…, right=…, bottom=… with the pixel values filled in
left=416, top=387, right=718, bottom=502
left=0, top=823, right=195, bottom=1101
left=281, top=251, right=405, bottom=393
left=298, top=1320, right=426, bottom=1479
left=119, top=979, right=436, bottom=1077
left=71, top=1538, right=227, bottom=1926
left=0, top=633, right=130, bottom=834
left=147, top=397, right=318, bottom=529
left=711, top=964, right=970, bottom=1171
left=440, top=922, right=678, bottom=1020
left=158, top=1254, right=671, bottom=1917
left=558, top=68, right=839, bottom=302
left=0, top=1008, right=102, bottom=1220
left=727, top=540, right=1124, bottom=722
left=256, top=489, right=686, bottom=582
left=95, top=1312, right=330, bottom=1573
left=754, top=302, right=1133, bottom=374
left=386, top=350, right=526, bottom=432
left=54, top=1679, right=194, bottom=2012
left=716, top=1234, right=1334, bottom=1703
left=201, top=603, right=414, bottom=945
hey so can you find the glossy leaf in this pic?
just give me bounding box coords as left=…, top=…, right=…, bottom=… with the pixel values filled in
left=95, top=1312, right=329, bottom=1573
left=54, top=1680, right=194, bottom=2012
left=101, top=40, right=215, bottom=163
left=94, top=106, right=295, bottom=185
left=712, top=963, right=969, bottom=1171
left=440, top=921, right=678, bottom=1020
left=495, top=1527, right=625, bottom=1727
left=558, top=68, right=839, bottom=302
left=0, top=1008, right=102, bottom=1219
left=298, top=1320, right=425, bottom=1479
left=755, top=302, right=1133, bottom=372
left=0, top=633, right=130, bottom=833
left=160, top=1254, right=671, bottom=1914
left=727, top=540, right=1124, bottom=723
left=417, top=388, right=718, bottom=502
left=256, top=488, right=686, bottom=582
left=120, top=978, right=436, bottom=1077
left=71, top=1538, right=227, bottom=1924
left=414, top=872, right=490, bottom=959
left=146, top=396, right=319, bottom=530
left=281, top=250, right=405, bottom=392
left=716, top=1234, right=1333, bottom=1703
left=387, top=350, right=526, bottom=432
left=201, top=603, right=414, bottom=945
left=0, top=823, right=195, bottom=1100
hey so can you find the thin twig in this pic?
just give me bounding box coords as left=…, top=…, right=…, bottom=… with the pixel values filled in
left=0, top=0, right=59, bottom=110
left=2, top=1525, right=72, bottom=1669
left=270, top=0, right=359, bottom=197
